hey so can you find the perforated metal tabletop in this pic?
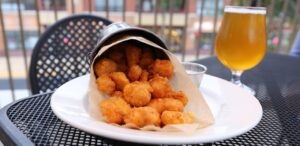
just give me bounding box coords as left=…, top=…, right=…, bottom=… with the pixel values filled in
left=1, top=53, right=300, bottom=145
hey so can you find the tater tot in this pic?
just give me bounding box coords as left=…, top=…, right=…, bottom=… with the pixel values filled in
left=110, top=72, right=130, bottom=91
left=148, top=98, right=184, bottom=114
left=125, top=44, right=142, bottom=67
left=140, top=48, right=154, bottom=69
left=166, top=91, right=188, bottom=106
left=149, top=75, right=172, bottom=98
left=100, top=96, right=131, bottom=124
left=94, top=58, right=117, bottom=77
left=96, top=75, right=115, bottom=95
left=149, top=59, right=174, bottom=79
left=123, top=82, right=153, bottom=107
left=139, top=70, right=149, bottom=82
left=161, top=111, right=195, bottom=126
left=109, top=49, right=124, bottom=63
left=128, top=65, right=143, bottom=82
left=124, top=107, right=161, bottom=128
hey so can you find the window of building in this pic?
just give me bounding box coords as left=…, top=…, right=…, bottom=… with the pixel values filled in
left=196, top=0, right=224, bottom=16
left=1, top=0, right=35, bottom=11
left=161, top=0, right=185, bottom=12
left=165, top=27, right=184, bottom=52
left=140, top=0, right=186, bottom=13
left=142, top=26, right=184, bottom=52
left=195, top=32, right=214, bottom=50
left=96, top=0, right=123, bottom=12
left=41, top=0, right=66, bottom=10
left=6, top=31, right=38, bottom=50
left=1, top=0, right=66, bottom=11
left=141, top=0, right=154, bottom=12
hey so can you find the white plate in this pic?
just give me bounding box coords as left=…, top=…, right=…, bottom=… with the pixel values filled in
left=50, top=74, right=262, bottom=144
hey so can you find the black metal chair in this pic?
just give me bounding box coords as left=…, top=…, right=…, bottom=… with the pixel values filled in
left=29, top=14, right=112, bottom=94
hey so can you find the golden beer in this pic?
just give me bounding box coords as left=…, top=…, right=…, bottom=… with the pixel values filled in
left=215, top=7, right=266, bottom=71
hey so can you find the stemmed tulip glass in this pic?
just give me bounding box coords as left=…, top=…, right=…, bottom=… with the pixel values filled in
left=215, top=6, right=267, bottom=95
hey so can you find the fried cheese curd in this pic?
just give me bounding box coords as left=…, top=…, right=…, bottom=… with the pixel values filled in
left=124, top=107, right=161, bottom=128
left=123, top=82, right=153, bottom=107
left=109, top=48, right=124, bottom=63
left=149, top=59, right=174, bottom=79
left=161, top=111, right=195, bottom=125
left=139, top=70, right=149, bottom=82
left=96, top=74, right=116, bottom=95
left=128, top=65, right=143, bottom=82
left=166, top=91, right=188, bottom=106
left=100, top=96, right=131, bottom=124
left=112, top=91, right=123, bottom=98
left=140, top=48, right=154, bottom=68
left=125, top=44, right=142, bottom=67
left=117, top=61, right=128, bottom=72
left=149, top=75, right=172, bottom=98
left=109, top=49, right=128, bottom=72
left=94, top=44, right=195, bottom=128
left=148, top=98, right=184, bottom=114
left=94, top=58, right=117, bottom=77
left=110, top=72, right=130, bottom=91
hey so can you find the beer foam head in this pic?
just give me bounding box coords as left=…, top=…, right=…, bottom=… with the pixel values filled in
left=225, top=6, right=266, bottom=14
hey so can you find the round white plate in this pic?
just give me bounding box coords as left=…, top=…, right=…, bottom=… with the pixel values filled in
left=50, top=74, right=262, bottom=144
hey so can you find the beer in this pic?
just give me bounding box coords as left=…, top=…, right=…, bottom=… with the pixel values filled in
left=215, top=7, right=266, bottom=71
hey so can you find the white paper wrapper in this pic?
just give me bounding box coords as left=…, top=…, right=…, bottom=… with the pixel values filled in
left=88, top=36, right=214, bottom=133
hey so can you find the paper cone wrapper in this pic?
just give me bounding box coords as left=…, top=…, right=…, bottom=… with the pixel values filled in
left=88, top=36, right=214, bottom=133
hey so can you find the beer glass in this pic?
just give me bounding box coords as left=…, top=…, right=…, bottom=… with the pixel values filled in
left=215, top=6, right=266, bottom=94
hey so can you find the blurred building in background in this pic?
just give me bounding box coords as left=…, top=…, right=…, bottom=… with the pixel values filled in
left=0, top=0, right=232, bottom=56
left=1, top=0, right=299, bottom=56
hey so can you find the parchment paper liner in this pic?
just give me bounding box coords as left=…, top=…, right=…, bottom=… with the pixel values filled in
left=88, top=36, right=214, bottom=133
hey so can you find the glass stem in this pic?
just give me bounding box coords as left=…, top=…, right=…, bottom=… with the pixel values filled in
left=231, top=70, right=243, bottom=87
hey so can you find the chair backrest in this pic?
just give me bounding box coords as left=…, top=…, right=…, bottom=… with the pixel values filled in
left=29, top=14, right=112, bottom=94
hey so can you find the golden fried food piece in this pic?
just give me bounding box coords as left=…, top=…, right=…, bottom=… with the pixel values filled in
left=109, top=49, right=124, bottom=63
left=112, top=91, right=123, bottom=98
left=140, top=48, right=154, bottom=69
left=161, top=111, right=195, bottom=126
left=94, top=58, right=117, bottom=77
left=149, top=75, right=172, bottom=98
left=149, top=59, right=174, bottom=79
left=128, top=65, right=143, bottom=81
left=182, top=112, right=195, bottom=124
left=125, top=44, right=142, bottom=67
left=148, top=98, right=184, bottom=114
left=96, top=75, right=116, bottom=95
left=139, top=70, right=149, bottom=82
left=124, top=107, right=161, bottom=128
left=110, top=72, right=130, bottom=91
left=123, top=82, right=153, bottom=107
left=100, top=96, right=131, bottom=124
left=117, top=61, right=128, bottom=72
left=166, top=91, right=188, bottom=106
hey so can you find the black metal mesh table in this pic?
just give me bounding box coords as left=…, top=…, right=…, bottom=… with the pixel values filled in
left=1, top=53, right=300, bottom=145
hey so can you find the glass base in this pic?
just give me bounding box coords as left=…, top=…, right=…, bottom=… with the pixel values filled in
left=231, top=71, right=255, bottom=95
left=233, top=82, right=256, bottom=95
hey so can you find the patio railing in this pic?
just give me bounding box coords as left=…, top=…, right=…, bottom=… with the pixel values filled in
left=0, top=0, right=299, bottom=100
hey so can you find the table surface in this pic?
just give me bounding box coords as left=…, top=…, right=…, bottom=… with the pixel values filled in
left=1, top=53, right=300, bottom=146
